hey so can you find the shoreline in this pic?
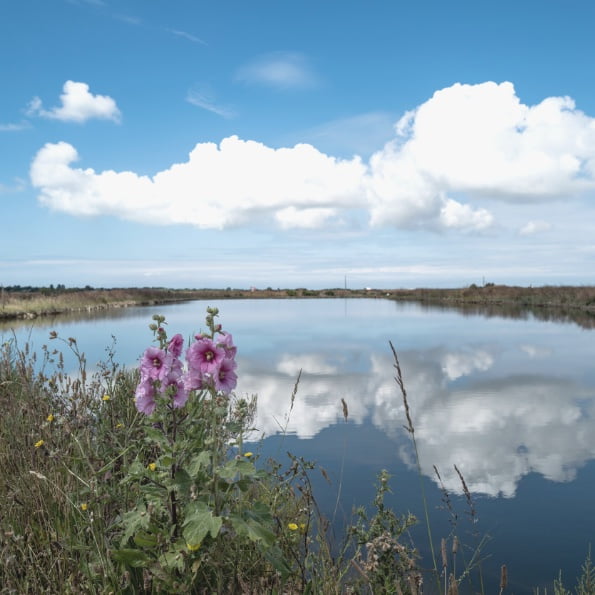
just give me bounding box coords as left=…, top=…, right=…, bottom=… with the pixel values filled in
left=1, top=284, right=595, bottom=322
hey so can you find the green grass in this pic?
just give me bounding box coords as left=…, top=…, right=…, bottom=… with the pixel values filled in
left=1, top=315, right=594, bottom=594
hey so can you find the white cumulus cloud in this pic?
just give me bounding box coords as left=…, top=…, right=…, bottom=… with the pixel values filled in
left=366, top=81, right=595, bottom=229
left=27, top=80, right=121, bottom=123
left=275, top=206, right=338, bottom=229
left=30, top=137, right=366, bottom=228
left=29, top=81, right=595, bottom=233
left=519, top=219, right=552, bottom=235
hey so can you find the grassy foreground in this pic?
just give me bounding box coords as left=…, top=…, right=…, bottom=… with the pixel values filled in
left=1, top=306, right=594, bottom=593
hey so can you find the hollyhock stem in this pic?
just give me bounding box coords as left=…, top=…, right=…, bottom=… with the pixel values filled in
left=169, top=404, right=179, bottom=536
left=210, top=394, right=221, bottom=515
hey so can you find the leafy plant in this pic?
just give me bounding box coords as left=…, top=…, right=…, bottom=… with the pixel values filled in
left=111, top=308, right=294, bottom=592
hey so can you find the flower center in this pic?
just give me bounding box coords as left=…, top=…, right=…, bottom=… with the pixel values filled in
left=205, top=350, right=214, bottom=361
left=152, top=357, right=162, bottom=368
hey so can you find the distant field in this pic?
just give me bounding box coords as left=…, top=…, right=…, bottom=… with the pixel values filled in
left=1, top=284, right=595, bottom=321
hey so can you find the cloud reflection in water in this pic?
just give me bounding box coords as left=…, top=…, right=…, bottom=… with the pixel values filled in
left=239, top=344, right=595, bottom=498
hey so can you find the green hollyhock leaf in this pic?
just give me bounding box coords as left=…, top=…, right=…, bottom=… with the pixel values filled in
left=111, top=548, right=150, bottom=568
left=182, top=501, right=222, bottom=546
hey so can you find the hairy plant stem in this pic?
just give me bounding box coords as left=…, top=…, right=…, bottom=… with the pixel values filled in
left=169, top=405, right=179, bottom=537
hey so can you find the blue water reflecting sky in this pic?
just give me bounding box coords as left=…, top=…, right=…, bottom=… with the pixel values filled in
left=2, top=298, right=595, bottom=591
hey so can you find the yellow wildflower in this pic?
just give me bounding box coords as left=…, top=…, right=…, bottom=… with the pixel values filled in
left=34, top=440, right=45, bottom=448
left=299, top=523, right=306, bottom=530
left=187, top=542, right=201, bottom=551
left=244, top=452, right=253, bottom=458
left=80, top=503, right=88, bottom=511
left=115, top=423, right=124, bottom=429
left=288, top=523, right=298, bottom=531
left=46, top=414, right=54, bottom=422
left=102, top=394, right=111, bottom=401
left=148, top=462, right=157, bottom=472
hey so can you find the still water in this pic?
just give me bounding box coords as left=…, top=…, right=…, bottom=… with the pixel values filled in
left=2, top=298, right=595, bottom=592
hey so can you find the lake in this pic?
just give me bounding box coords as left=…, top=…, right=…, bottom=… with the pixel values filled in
left=2, top=297, right=595, bottom=592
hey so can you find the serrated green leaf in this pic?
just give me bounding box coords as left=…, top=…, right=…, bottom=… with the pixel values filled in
left=264, top=545, right=292, bottom=578
left=246, top=501, right=273, bottom=524
left=188, top=451, right=211, bottom=476
left=159, top=550, right=185, bottom=571
left=216, top=478, right=231, bottom=492
left=121, top=459, right=145, bottom=481
left=229, top=503, right=276, bottom=547
left=235, top=478, right=251, bottom=492
left=173, top=468, right=192, bottom=498
left=144, top=426, right=167, bottom=443
left=140, top=482, right=167, bottom=500
left=229, top=513, right=276, bottom=547
left=133, top=530, right=158, bottom=548
left=218, top=458, right=257, bottom=480
left=111, top=548, right=151, bottom=568
left=182, top=501, right=222, bottom=545
left=121, top=504, right=150, bottom=546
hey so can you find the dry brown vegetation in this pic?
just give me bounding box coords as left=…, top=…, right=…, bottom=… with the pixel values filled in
left=385, top=284, right=595, bottom=309
left=2, top=284, right=595, bottom=325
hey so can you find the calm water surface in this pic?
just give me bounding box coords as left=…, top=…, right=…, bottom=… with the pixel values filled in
left=2, top=298, right=595, bottom=592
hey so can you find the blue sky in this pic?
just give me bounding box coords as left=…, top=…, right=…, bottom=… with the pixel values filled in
left=2, top=0, right=595, bottom=289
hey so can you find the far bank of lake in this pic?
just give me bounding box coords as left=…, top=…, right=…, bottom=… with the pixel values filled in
left=2, top=284, right=595, bottom=329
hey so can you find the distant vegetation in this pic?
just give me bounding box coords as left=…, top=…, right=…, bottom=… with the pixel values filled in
left=2, top=284, right=595, bottom=327
left=385, top=283, right=595, bottom=310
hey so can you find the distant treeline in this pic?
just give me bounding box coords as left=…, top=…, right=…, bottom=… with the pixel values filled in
left=2, top=284, right=94, bottom=293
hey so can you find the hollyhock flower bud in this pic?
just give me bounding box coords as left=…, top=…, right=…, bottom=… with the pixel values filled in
left=218, top=332, right=237, bottom=360
left=168, top=334, right=184, bottom=358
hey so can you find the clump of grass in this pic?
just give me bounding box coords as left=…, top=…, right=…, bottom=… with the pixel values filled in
left=0, top=332, right=141, bottom=592
left=542, top=548, right=595, bottom=595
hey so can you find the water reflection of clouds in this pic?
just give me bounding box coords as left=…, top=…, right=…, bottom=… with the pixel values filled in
left=240, top=345, right=595, bottom=498
left=440, top=349, right=493, bottom=380
left=520, top=344, right=553, bottom=359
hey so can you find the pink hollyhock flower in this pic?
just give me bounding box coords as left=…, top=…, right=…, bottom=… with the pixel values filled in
left=186, top=337, right=225, bottom=374
left=213, top=357, right=238, bottom=394
left=135, top=378, right=157, bottom=415
left=140, top=347, right=172, bottom=382
left=183, top=368, right=204, bottom=392
left=168, top=334, right=184, bottom=358
left=161, top=376, right=189, bottom=409
left=166, top=356, right=183, bottom=381
left=217, top=332, right=237, bottom=360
